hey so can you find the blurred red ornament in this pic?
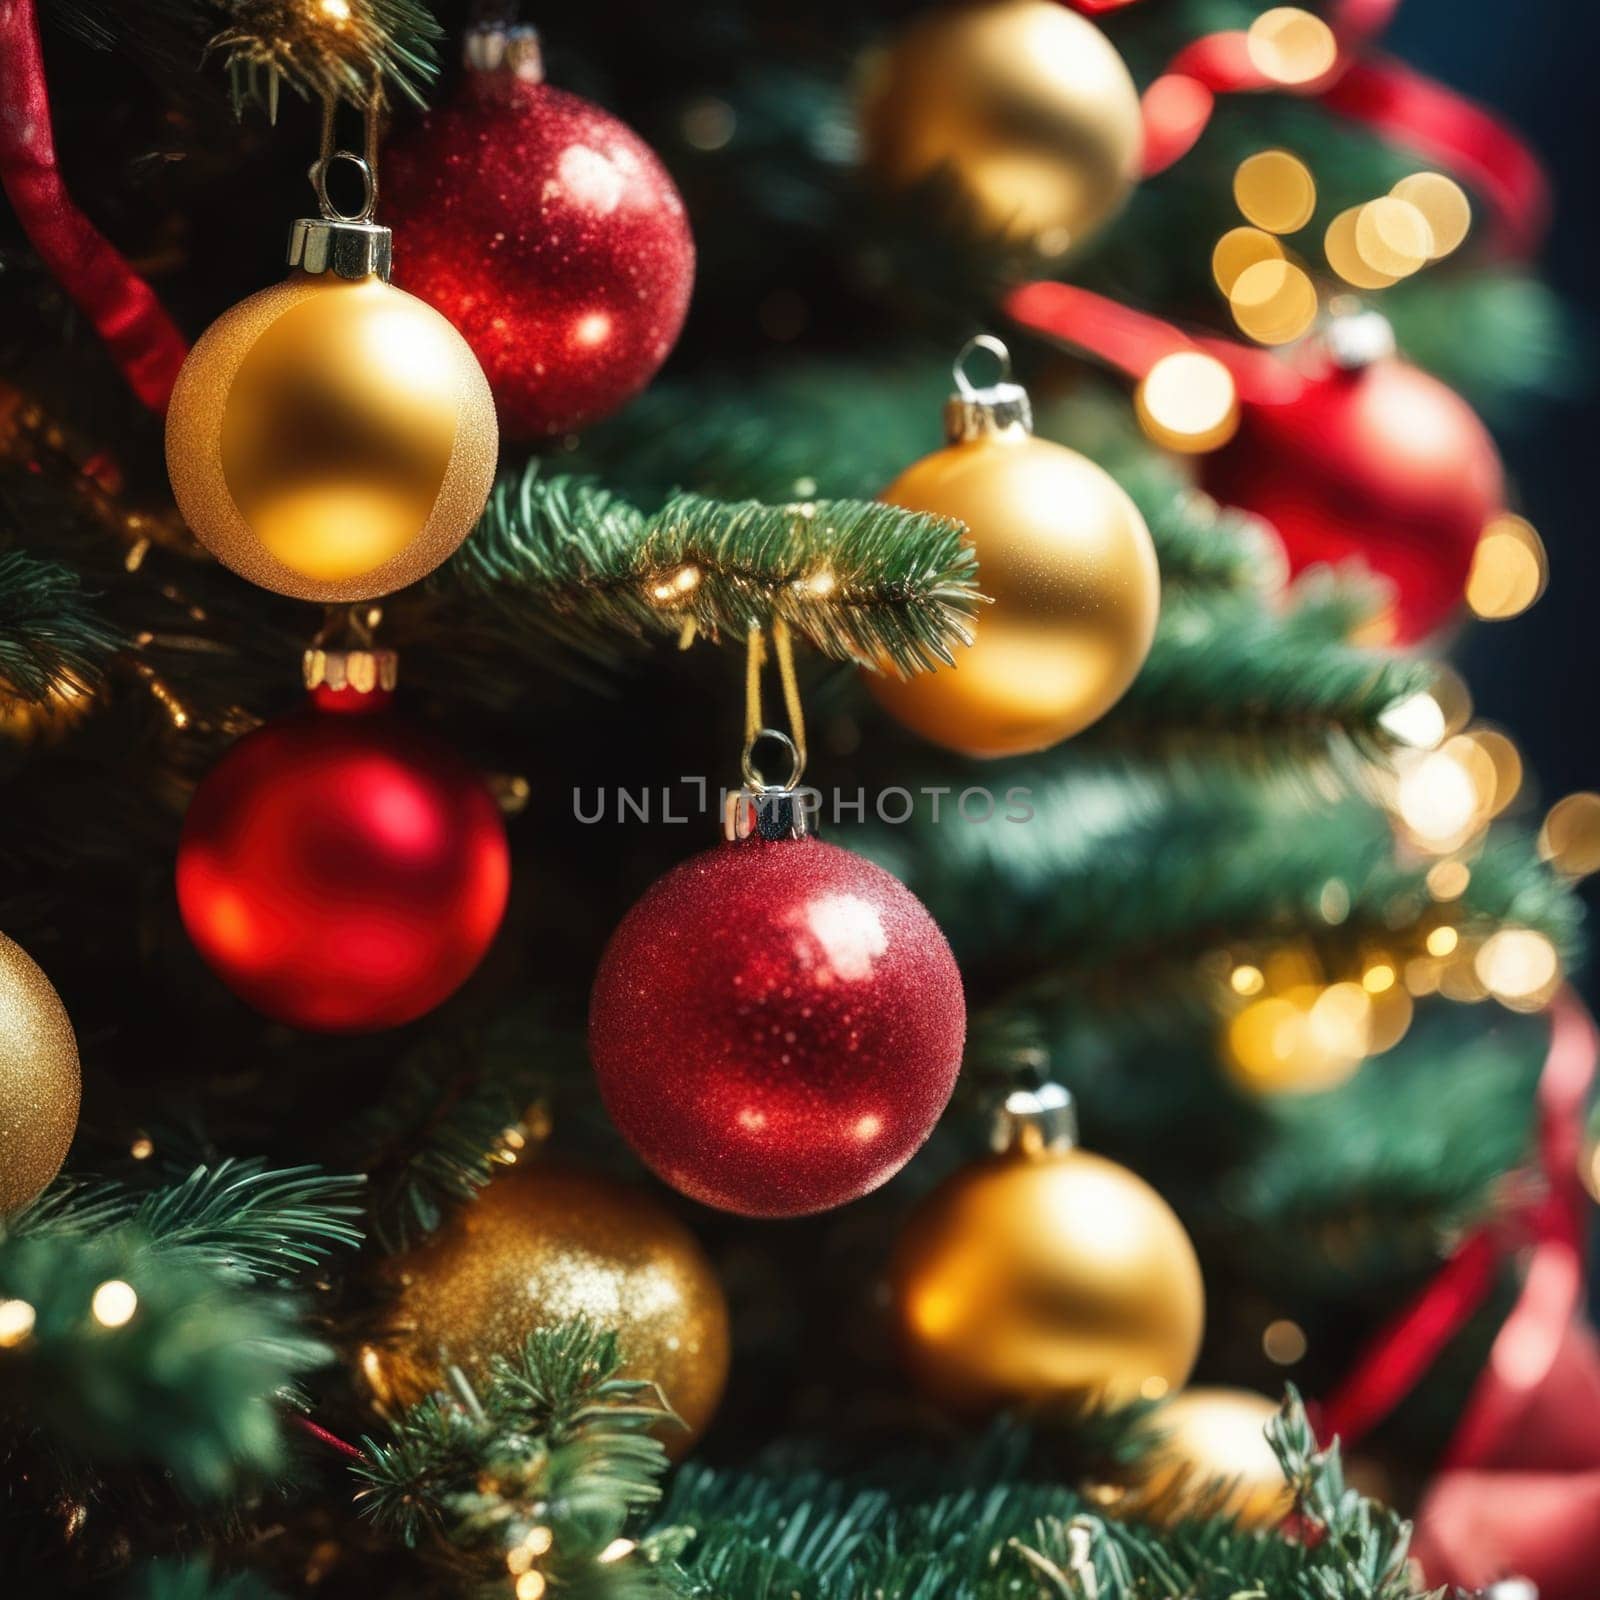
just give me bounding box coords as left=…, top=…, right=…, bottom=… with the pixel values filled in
left=1202, top=334, right=1503, bottom=644
left=589, top=834, right=966, bottom=1217
left=177, top=681, right=509, bottom=1032
left=384, top=23, right=694, bottom=440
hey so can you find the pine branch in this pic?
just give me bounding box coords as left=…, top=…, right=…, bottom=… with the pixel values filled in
left=354, top=1320, right=676, bottom=1593
left=0, top=550, right=123, bottom=704
left=443, top=465, right=981, bottom=675
left=123, top=1559, right=286, bottom=1600
left=0, top=1223, right=329, bottom=1498
left=208, top=0, right=443, bottom=114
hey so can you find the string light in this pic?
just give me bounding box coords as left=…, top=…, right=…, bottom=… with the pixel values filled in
left=1324, top=206, right=1399, bottom=290
left=1426, top=859, right=1472, bottom=901
left=1233, top=151, right=1317, bottom=234
left=1246, top=8, right=1338, bottom=85
left=1540, top=792, right=1600, bottom=878
left=598, top=1539, right=637, bottom=1563
left=1354, top=196, right=1435, bottom=279
left=1228, top=259, right=1318, bottom=345
left=1230, top=963, right=1265, bottom=997
left=130, top=1135, right=155, bottom=1160
left=1135, top=352, right=1240, bottom=453
left=515, top=1573, right=547, bottom=1600
left=1262, top=1317, right=1309, bottom=1364
left=0, top=1298, right=37, bottom=1347
left=1426, top=926, right=1459, bottom=958
left=1476, top=928, right=1561, bottom=1009
left=1212, top=227, right=1285, bottom=295
left=91, top=1279, right=139, bottom=1328
left=1466, top=513, right=1547, bottom=619
left=1390, top=173, right=1472, bottom=259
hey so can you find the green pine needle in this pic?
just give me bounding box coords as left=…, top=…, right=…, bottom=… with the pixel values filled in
left=445, top=465, right=981, bottom=676
left=0, top=550, right=123, bottom=704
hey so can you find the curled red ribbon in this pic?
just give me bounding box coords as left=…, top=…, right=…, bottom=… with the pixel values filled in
left=0, top=0, right=188, bottom=411
left=1139, top=0, right=1549, bottom=258
left=1315, top=990, right=1597, bottom=1455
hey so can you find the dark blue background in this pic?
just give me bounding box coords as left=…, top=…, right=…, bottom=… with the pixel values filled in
left=1390, top=1, right=1595, bottom=814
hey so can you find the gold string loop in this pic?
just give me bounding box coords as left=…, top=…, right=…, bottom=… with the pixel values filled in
left=741, top=618, right=807, bottom=791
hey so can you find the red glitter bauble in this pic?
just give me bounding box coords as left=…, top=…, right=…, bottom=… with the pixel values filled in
left=1203, top=351, right=1503, bottom=644
left=384, top=47, right=694, bottom=440
left=589, top=835, right=966, bottom=1218
left=176, top=692, right=510, bottom=1032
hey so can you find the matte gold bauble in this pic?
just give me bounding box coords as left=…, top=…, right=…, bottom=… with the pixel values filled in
left=868, top=343, right=1159, bottom=758
left=891, top=1091, right=1202, bottom=1413
left=861, top=0, right=1144, bottom=256
left=165, top=271, right=497, bottom=602
left=1141, top=1388, right=1293, bottom=1529
left=0, top=933, right=81, bottom=1215
left=359, top=1165, right=730, bottom=1457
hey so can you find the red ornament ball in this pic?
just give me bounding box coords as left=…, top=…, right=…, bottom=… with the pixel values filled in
left=589, top=836, right=966, bottom=1217
left=177, top=692, right=510, bottom=1032
left=1202, top=349, right=1504, bottom=644
left=384, top=44, right=694, bottom=440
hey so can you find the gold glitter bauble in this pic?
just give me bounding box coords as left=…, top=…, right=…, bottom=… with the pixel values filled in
left=359, top=1165, right=730, bottom=1456
left=861, top=0, right=1143, bottom=256
left=0, top=933, right=81, bottom=1215
left=869, top=430, right=1159, bottom=757
left=165, top=272, right=497, bottom=603
left=1141, top=1388, right=1293, bottom=1529
left=891, top=1145, right=1203, bottom=1412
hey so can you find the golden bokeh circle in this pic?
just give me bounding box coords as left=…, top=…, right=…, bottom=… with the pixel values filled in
left=1229, top=259, right=1319, bottom=345
left=1540, top=793, right=1600, bottom=878
left=1135, top=352, right=1240, bottom=454
left=1354, top=197, right=1435, bottom=279
left=1246, top=8, right=1339, bottom=86
left=1391, top=172, right=1472, bottom=259
left=1324, top=206, right=1400, bottom=290
left=1466, top=513, right=1546, bottom=619
left=1233, top=150, right=1317, bottom=234
left=1212, top=226, right=1286, bottom=295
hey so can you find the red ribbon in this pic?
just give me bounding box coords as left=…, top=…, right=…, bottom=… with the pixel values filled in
left=1139, top=0, right=1548, bottom=257
left=0, top=0, right=188, bottom=411
left=1315, top=991, right=1598, bottom=1454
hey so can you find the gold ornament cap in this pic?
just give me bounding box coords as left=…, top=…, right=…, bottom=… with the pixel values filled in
left=991, top=1081, right=1077, bottom=1156
left=289, top=134, right=391, bottom=282
left=302, top=645, right=399, bottom=697
left=1322, top=300, right=1396, bottom=370
left=464, top=20, right=545, bottom=82
left=945, top=335, right=1034, bottom=442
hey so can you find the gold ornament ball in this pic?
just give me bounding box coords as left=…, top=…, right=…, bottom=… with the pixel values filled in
left=359, top=1165, right=730, bottom=1457
left=165, top=272, right=498, bottom=603
left=1141, top=1388, right=1294, bottom=1529
left=861, top=0, right=1144, bottom=256
left=891, top=1144, right=1204, bottom=1412
left=0, top=933, right=81, bottom=1216
left=869, top=430, right=1159, bottom=757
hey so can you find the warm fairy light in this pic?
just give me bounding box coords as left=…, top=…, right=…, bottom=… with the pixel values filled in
left=1466, top=513, right=1547, bottom=619
left=1229, top=259, right=1318, bottom=345
left=1394, top=735, right=1497, bottom=852
left=1362, top=962, right=1395, bottom=995
left=1247, top=8, right=1339, bottom=85
left=1308, top=981, right=1372, bottom=1058
left=1135, top=352, right=1239, bottom=453
left=0, top=1299, right=36, bottom=1347
left=1140, top=1375, right=1170, bottom=1401
left=524, top=1527, right=554, bottom=1558
left=1405, top=956, right=1441, bottom=996
left=598, top=1539, right=637, bottom=1563
left=1233, top=150, right=1317, bottom=234
left=515, top=1573, right=547, bottom=1600
left=1212, top=227, right=1285, bottom=295
left=650, top=564, right=701, bottom=602
left=1319, top=879, right=1350, bottom=925
left=1540, top=792, right=1600, bottom=878
left=320, top=0, right=352, bottom=20
left=91, top=1279, right=139, bottom=1328
left=1378, top=689, right=1446, bottom=750
left=130, top=1135, right=154, bottom=1160
left=681, top=96, right=737, bottom=152
left=802, top=564, right=839, bottom=597
left=1262, top=1317, right=1308, bottom=1365
left=507, top=1547, right=535, bottom=1576
left=1225, top=987, right=1366, bottom=1095
left=1354, top=197, right=1434, bottom=279
left=1390, top=173, right=1472, bottom=259
left=1426, top=859, right=1472, bottom=901
left=1230, top=963, right=1265, bottom=997
left=1324, top=206, right=1399, bottom=290
left=1426, top=926, right=1459, bottom=958
left=1466, top=727, right=1523, bottom=817
left=1476, top=929, right=1561, bottom=1008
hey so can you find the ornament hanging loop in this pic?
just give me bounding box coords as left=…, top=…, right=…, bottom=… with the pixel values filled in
left=309, top=94, right=381, bottom=223
left=946, top=333, right=1034, bottom=441
left=727, top=621, right=812, bottom=841
left=741, top=727, right=803, bottom=794
left=291, top=95, right=392, bottom=281
left=991, top=1082, right=1078, bottom=1157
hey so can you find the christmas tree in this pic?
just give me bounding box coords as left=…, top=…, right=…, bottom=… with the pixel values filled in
left=0, top=1, right=1593, bottom=1595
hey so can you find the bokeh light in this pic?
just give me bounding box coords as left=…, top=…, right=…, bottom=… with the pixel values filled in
left=1213, top=226, right=1286, bottom=295
left=1324, top=206, right=1399, bottom=290
left=1540, top=793, right=1600, bottom=878
left=1466, top=513, right=1547, bottom=619
left=1354, top=197, right=1434, bottom=279
left=1233, top=151, right=1317, bottom=234
left=1246, top=8, right=1339, bottom=86
left=1475, top=929, right=1562, bottom=1011
left=1390, top=173, right=1471, bottom=259
left=1229, top=259, right=1318, bottom=344
left=1136, top=352, right=1240, bottom=453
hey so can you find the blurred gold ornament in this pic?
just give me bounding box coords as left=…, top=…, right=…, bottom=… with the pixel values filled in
left=891, top=1086, right=1204, bottom=1412
left=0, top=933, right=81, bottom=1215
left=867, top=338, right=1159, bottom=758
left=1540, top=792, right=1600, bottom=879
left=1233, top=151, right=1316, bottom=234
left=166, top=269, right=497, bottom=603
left=1246, top=8, right=1338, bottom=86
left=1466, top=513, right=1547, bottom=620
left=1390, top=173, right=1471, bottom=259
left=859, top=0, right=1143, bottom=257
left=1140, top=1388, right=1293, bottom=1529
left=359, top=1165, right=730, bottom=1457
left=1135, top=352, right=1240, bottom=454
